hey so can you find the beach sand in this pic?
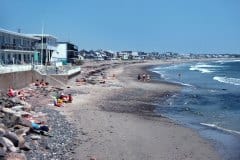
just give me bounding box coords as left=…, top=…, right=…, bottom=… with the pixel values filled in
left=57, top=61, right=220, bottom=160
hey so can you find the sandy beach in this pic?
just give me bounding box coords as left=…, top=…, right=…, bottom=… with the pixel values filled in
left=55, top=60, right=220, bottom=160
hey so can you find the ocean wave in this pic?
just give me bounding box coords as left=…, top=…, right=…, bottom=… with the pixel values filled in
left=189, top=63, right=224, bottom=74
left=176, top=82, right=193, bottom=87
left=216, top=59, right=240, bottom=64
left=189, top=64, right=219, bottom=73
left=213, top=76, right=240, bottom=86
left=151, top=70, right=166, bottom=78
left=195, top=64, right=221, bottom=68
left=190, top=66, right=212, bottom=73
left=165, top=80, right=193, bottom=87
left=200, top=123, right=240, bottom=135
left=151, top=70, right=193, bottom=86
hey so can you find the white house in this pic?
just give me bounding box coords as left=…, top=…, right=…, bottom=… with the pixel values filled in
left=51, top=42, right=78, bottom=64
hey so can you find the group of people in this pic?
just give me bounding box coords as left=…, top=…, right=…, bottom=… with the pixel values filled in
left=137, top=73, right=151, bottom=82
left=7, top=79, right=49, bottom=99
left=54, top=92, right=73, bottom=107
left=35, top=79, right=49, bottom=88
left=7, top=87, right=26, bottom=100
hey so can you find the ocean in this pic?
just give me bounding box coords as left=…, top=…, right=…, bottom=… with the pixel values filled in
left=151, top=59, right=240, bottom=160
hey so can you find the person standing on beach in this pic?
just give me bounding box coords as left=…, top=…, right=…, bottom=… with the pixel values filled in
left=147, top=74, right=151, bottom=81
left=55, top=67, right=59, bottom=74
left=137, top=74, right=141, bottom=80
left=178, top=73, right=181, bottom=79
left=142, top=73, right=146, bottom=81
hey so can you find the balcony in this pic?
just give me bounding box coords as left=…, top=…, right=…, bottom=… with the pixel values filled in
left=0, top=44, right=35, bottom=51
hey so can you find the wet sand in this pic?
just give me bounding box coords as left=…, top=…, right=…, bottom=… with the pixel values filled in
left=58, top=61, right=220, bottom=160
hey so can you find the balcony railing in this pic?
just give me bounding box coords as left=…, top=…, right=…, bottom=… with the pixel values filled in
left=0, top=44, right=35, bottom=51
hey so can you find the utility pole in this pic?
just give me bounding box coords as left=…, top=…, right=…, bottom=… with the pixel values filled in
left=41, top=22, right=44, bottom=66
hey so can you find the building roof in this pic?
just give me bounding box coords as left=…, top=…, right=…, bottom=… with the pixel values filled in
left=0, top=28, right=40, bottom=40
left=57, top=41, right=78, bottom=45
left=27, top=34, right=58, bottom=40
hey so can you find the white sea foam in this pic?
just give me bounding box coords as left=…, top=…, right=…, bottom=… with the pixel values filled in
left=151, top=70, right=166, bottom=78
left=200, top=123, right=240, bottom=135
left=177, top=82, right=193, bottom=87
left=190, top=66, right=213, bottom=73
left=213, top=76, right=240, bottom=86
left=216, top=59, right=240, bottom=63
left=190, top=64, right=222, bottom=73
left=232, top=59, right=240, bottom=62
left=166, top=80, right=193, bottom=87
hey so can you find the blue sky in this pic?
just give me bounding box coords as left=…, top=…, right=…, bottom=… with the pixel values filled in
left=1, top=0, right=240, bottom=53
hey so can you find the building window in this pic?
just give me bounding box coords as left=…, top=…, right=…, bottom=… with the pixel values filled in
left=0, top=36, right=3, bottom=45
left=13, top=38, right=21, bottom=46
left=43, top=37, right=47, bottom=43
left=26, top=40, right=30, bottom=47
left=27, top=54, right=31, bottom=62
left=24, top=54, right=26, bottom=61
left=23, top=39, right=27, bottom=46
left=7, top=54, right=11, bottom=64
left=1, top=53, right=5, bottom=63
left=5, top=35, right=10, bottom=44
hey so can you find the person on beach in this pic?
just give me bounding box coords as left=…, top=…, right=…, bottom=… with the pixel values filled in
left=147, top=74, right=151, bottom=81
left=35, top=79, right=40, bottom=87
left=54, top=98, right=63, bottom=107
left=60, top=93, right=73, bottom=103
left=31, top=121, right=49, bottom=132
left=67, top=94, right=73, bottom=103
left=137, top=74, right=141, bottom=80
left=17, top=90, right=26, bottom=100
left=178, top=73, right=181, bottom=79
left=40, top=79, right=44, bottom=85
left=55, top=67, right=59, bottom=74
left=7, top=86, right=16, bottom=97
left=142, top=73, right=146, bottom=81
left=21, top=114, right=50, bottom=132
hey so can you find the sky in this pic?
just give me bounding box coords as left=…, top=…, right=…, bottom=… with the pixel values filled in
left=0, top=0, right=240, bottom=54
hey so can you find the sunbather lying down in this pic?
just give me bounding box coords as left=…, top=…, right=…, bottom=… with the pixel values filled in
left=7, top=86, right=16, bottom=97
left=20, top=114, right=50, bottom=133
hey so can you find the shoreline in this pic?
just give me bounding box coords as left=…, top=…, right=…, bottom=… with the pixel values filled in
left=146, top=59, right=240, bottom=160
left=58, top=60, right=220, bottom=160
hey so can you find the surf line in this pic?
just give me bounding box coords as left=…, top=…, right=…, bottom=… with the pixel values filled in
left=200, top=123, right=240, bottom=135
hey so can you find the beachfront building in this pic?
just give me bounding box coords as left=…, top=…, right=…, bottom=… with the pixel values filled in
left=129, top=51, right=141, bottom=60
left=28, top=34, right=57, bottom=65
left=51, top=42, right=78, bottom=64
left=101, top=50, right=117, bottom=60
left=117, top=51, right=131, bottom=60
left=0, top=28, right=40, bottom=65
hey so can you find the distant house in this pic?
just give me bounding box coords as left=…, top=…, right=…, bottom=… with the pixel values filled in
left=118, top=51, right=131, bottom=60
left=130, top=52, right=141, bottom=60
left=104, top=50, right=117, bottom=60
left=80, top=50, right=96, bottom=60
left=51, top=42, right=78, bottom=64
left=95, top=51, right=104, bottom=61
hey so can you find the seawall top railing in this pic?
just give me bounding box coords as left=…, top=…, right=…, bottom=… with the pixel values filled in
left=0, top=64, right=81, bottom=76
left=35, top=65, right=81, bottom=75
left=0, top=64, right=32, bottom=74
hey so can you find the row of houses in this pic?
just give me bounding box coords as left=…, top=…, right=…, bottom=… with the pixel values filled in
left=0, top=28, right=78, bottom=65
left=79, top=50, right=147, bottom=61
left=0, top=28, right=148, bottom=66
left=1, top=28, right=239, bottom=66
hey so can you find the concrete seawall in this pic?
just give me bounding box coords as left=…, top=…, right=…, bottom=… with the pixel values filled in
left=0, top=70, right=34, bottom=92
left=0, top=70, right=80, bottom=92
